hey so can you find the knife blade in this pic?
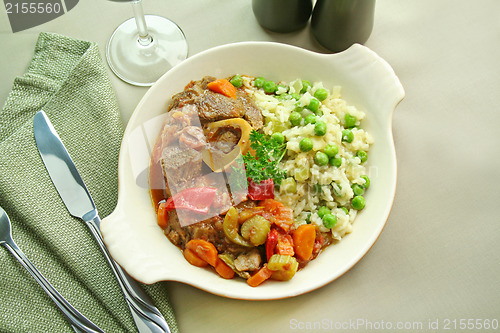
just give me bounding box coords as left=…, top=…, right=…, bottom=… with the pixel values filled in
left=33, top=110, right=171, bottom=333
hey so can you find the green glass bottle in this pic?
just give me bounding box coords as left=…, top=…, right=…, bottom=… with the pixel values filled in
left=311, top=0, right=376, bottom=52
left=252, top=0, right=313, bottom=33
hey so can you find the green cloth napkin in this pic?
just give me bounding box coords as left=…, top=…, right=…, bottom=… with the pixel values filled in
left=0, top=32, right=178, bottom=333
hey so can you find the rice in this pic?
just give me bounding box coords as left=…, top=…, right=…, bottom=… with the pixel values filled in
left=243, top=76, right=373, bottom=241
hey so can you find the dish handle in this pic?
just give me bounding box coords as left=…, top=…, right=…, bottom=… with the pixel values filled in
left=101, top=206, right=177, bottom=285
left=327, top=43, right=405, bottom=119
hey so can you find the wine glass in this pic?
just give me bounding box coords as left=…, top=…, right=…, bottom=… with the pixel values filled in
left=106, top=0, right=188, bottom=86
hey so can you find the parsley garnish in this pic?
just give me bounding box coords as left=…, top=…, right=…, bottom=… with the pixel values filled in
left=240, top=130, right=287, bottom=185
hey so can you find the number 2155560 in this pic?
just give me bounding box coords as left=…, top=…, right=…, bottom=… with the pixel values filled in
left=5, top=2, right=62, bottom=14
left=443, top=318, right=498, bottom=330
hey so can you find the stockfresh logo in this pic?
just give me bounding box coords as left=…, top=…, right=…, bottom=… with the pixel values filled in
left=4, top=0, right=79, bottom=32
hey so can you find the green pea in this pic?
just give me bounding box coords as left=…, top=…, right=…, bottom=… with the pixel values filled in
left=342, top=129, right=354, bottom=143
left=329, top=156, right=342, bottom=168
left=317, top=206, right=331, bottom=218
left=300, top=80, right=311, bottom=94
left=352, top=195, right=366, bottom=210
left=304, top=114, right=317, bottom=125
left=230, top=74, right=243, bottom=88
left=352, top=184, right=364, bottom=196
left=291, top=93, right=301, bottom=101
left=322, top=213, right=337, bottom=228
left=307, top=98, right=320, bottom=112
left=254, top=77, right=266, bottom=88
left=340, top=207, right=349, bottom=215
left=314, top=121, right=327, bottom=136
left=271, top=132, right=285, bottom=145
left=344, top=114, right=357, bottom=128
left=314, top=151, right=329, bottom=166
left=357, top=150, right=368, bottom=163
left=360, top=175, right=370, bottom=189
left=324, top=144, right=339, bottom=158
left=289, top=111, right=302, bottom=126
left=314, top=88, right=329, bottom=101
left=299, top=138, right=313, bottom=152
left=263, top=80, right=277, bottom=94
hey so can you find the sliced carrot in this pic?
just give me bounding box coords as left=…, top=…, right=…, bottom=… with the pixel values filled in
left=247, top=265, right=274, bottom=287
left=214, top=258, right=235, bottom=279
left=183, top=248, right=208, bottom=267
left=185, top=239, right=218, bottom=267
left=207, top=79, right=237, bottom=98
left=157, top=202, right=169, bottom=229
left=292, top=224, right=317, bottom=261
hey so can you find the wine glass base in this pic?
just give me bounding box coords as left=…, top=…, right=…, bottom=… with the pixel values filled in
left=106, top=15, right=188, bottom=87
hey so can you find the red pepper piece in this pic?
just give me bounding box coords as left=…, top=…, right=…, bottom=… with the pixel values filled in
left=265, top=228, right=279, bottom=261
left=163, top=187, right=217, bottom=214
left=248, top=178, right=275, bottom=200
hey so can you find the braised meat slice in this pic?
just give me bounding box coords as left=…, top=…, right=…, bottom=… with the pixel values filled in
left=161, top=145, right=203, bottom=195
left=238, top=91, right=264, bottom=130
left=157, top=103, right=206, bottom=196
left=179, top=126, right=206, bottom=150
left=197, top=90, right=246, bottom=122
left=168, top=76, right=213, bottom=110
left=158, top=104, right=200, bottom=147
left=234, top=249, right=262, bottom=272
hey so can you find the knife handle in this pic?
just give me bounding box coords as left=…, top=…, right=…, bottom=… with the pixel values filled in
left=85, top=214, right=171, bottom=333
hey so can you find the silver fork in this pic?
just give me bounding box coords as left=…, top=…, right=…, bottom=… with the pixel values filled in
left=0, top=206, right=103, bottom=333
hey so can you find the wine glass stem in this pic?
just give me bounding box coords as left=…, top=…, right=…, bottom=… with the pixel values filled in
left=131, top=0, right=152, bottom=46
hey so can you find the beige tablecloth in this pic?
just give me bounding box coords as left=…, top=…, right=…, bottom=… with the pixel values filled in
left=1, top=0, right=499, bottom=332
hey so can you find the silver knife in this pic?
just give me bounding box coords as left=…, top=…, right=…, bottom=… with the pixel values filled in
left=33, top=110, right=171, bottom=333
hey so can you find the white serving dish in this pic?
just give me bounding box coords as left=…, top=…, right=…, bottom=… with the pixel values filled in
left=101, top=42, right=404, bottom=300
